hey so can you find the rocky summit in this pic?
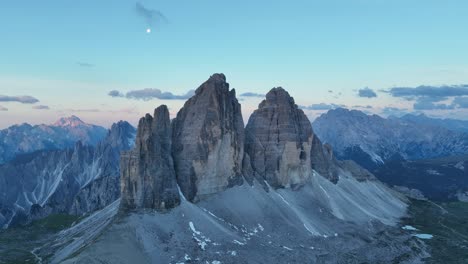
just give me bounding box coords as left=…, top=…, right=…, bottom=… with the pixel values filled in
left=120, top=75, right=375, bottom=209
left=244, top=87, right=315, bottom=189
left=121, top=105, right=180, bottom=211
left=172, top=73, right=245, bottom=202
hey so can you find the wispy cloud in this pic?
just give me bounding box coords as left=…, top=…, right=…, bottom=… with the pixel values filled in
left=353, top=105, right=373, bottom=109
left=385, top=84, right=468, bottom=110
left=452, top=97, right=468, bottom=109
left=0, top=105, right=7, bottom=111
left=58, top=107, right=139, bottom=115
left=381, top=107, right=408, bottom=117
left=108, top=90, right=124, bottom=97
left=300, top=103, right=345, bottom=110
left=77, top=62, right=95, bottom=67
left=358, top=87, right=377, bottom=98
left=135, top=2, right=167, bottom=28
left=62, top=108, right=101, bottom=113
left=413, top=97, right=454, bottom=110
left=386, top=84, right=468, bottom=99
left=328, top=90, right=342, bottom=99
left=33, top=105, right=50, bottom=110
left=110, top=88, right=195, bottom=101
left=109, top=107, right=139, bottom=115
left=239, top=92, right=265, bottom=98
left=0, top=95, right=39, bottom=104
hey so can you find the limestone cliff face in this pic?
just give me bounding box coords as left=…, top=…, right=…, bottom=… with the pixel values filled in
left=172, top=74, right=245, bottom=201
left=120, top=105, right=180, bottom=211
left=244, top=87, right=314, bottom=189
left=310, top=137, right=340, bottom=183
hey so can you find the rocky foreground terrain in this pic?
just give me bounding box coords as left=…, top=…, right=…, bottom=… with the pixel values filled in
left=19, top=74, right=430, bottom=263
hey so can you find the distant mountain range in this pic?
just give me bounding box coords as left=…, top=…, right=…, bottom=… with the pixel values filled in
left=0, top=121, right=136, bottom=228
left=397, top=113, right=468, bottom=133
left=0, top=116, right=108, bottom=164
left=313, top=108, right=468, bottom=170
left=313, top=108, right=468, bottom=201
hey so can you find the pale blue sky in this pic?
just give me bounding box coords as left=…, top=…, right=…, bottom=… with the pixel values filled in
left=1, top=0, right=468, bottom=128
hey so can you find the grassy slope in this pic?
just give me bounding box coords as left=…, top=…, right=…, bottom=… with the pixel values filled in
left=0, top=214, right=80, bottom=264
left=402, top=199, right=468, bottom=263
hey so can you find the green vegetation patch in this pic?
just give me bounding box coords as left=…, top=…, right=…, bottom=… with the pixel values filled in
left=402, top=199, right=468, bottom=264
left=0, top=214, right=81, bottom=264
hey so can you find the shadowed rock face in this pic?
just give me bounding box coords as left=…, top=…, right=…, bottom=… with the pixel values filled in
left=244, top=87, right=314, bottom=189
left=0, top=121, right=135, bottom=228
left=172, top=74, right=245, bottom=202
left=310, top=137, right=340, bottom=183
left=120, top=105, right=180, bottom=211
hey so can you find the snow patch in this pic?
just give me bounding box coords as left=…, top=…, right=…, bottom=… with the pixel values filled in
left=426, top=169, right=442, bottom=176
left=402, top=225, right=418, bottom=231
left=413, top=234, right=433, bottom=239
left=189, top=221, right=201, bottom=235
left=189, top=221, right=212, bottom=250
left=233, top=240, right=246, bottom=246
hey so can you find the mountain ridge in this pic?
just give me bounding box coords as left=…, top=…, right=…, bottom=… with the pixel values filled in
left=0, top=116, right=108, bottom=164
left=0, top=121, right=136, bottom=228
left=312, top=108, right=468, bottom=170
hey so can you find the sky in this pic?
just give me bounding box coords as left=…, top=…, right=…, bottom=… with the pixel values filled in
left=1, top=0, right=468, bottom=129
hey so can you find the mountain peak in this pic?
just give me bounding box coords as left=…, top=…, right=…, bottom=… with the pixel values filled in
left=258, top=87, right=296, bottom=109
left=53, top=115, right=87, bottom=127
left=208, top=73, right=226, bottom=82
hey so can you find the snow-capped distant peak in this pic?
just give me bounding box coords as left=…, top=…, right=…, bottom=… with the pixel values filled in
left=53, top=115, right=88, bottom=127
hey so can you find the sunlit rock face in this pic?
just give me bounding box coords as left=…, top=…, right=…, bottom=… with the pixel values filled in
left=120, top=105, right=180, bottom=211
left=244, top=87, right=314, bottom=189
left=172, top=74, right=245, bottom=202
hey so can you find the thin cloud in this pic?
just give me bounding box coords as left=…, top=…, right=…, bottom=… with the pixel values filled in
left=386, top=84, right=468, bottom=100
left=108, top=90, right=124, bottom=97
left=239, top=92, right=265, bottom=98
left=135, top=2, right=167, bottom=28
left=358, top=87, right=377, bottom=98
left=301, top=103, right=345, bottom=110
left=413, top=97, right=454, bottom=110
left=0, top=95, right=39, bottom=104
left=77, top=62, right=95, bottom=67
left=33, top=105, right=50, bottom=110
left=109, top=107, right=139, bottom=115
left=125, top=88, right=194, bottom=100
left=451, top=97, right=468, bottom=109
left=353, top=105, right=373, bottom=109
left=384, top=84, right=468, bottom=111
left=58, top=107, right=139, bottom=115
left=381, top=107, right=408, bottom=117
left=63, top=108, right=101, bottom=113
left=0, top=105, right=7, bottom=111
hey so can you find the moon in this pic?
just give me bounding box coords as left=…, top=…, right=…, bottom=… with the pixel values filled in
left=146, top=28, right=151, bottom=34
